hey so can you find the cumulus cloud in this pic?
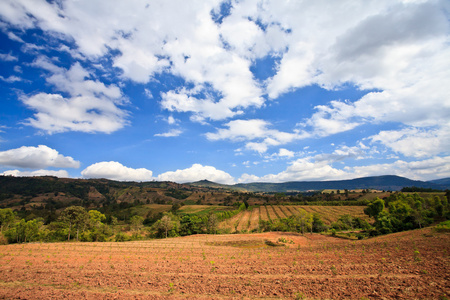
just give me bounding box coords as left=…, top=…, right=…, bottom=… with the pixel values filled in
left=238, top=154, right=450, bottom=183
left=22, top=58, right=128, bottom=134
left=206, top=119, right=300, bottom=153
left=1, top=0, right=449, bottom=179
left=157, top=163, right=235, bottom=184
left=22, top=93, right=128, bottom=134
left=1, top=169, right=69, bottom=178
left=347, top=156, right=450, bottom=181
left=81, top=161, right=153, bottom=182
left=0, top=145, right=80, bottom=169
left=1, top=0, right=265, bottom=122
left=370, top=125, right=450, bottom=158
left=2, top=1, right=448, bottom=132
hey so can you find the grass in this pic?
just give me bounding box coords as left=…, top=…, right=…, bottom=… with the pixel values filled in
left=129, top=204, right=172, bottom=217
left=178, top=205, right=232, bottom=216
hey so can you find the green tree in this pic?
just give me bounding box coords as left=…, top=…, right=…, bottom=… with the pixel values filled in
left=207, top=213, right=219, bottom=234
left=312, top=213, right=327, bottom=233
left=0, top=208, right=15, bottom=233
left=296, top=211, right=312, bottom=235
left=130, top=215, right=144, bottom=232
left=364, top=198, right=385, bottom=220
left=60, top=206, right=89, bottom=241
left=89, top=210, right=106, bottom=227
left=5, top=219, right=42, bottom=243
left=338, top=214, right=354, bottom=230
left=85, top=210, right=108, bottom=242
left=180, top=215, right=203, bottom=236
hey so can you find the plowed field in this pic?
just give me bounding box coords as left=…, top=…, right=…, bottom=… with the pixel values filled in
left=220, top=205, right=370, bottom=232
left=0, top=228, right=448, bottom=299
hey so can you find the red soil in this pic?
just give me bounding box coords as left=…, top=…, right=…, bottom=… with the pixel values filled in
left=0, top=228, right=448, bottom=299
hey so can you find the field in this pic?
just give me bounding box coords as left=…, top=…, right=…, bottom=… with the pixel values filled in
left=219, top=205, right=370, bottom=233
left=0, top=228, right=448, bottom=299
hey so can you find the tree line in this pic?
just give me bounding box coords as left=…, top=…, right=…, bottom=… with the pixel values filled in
left=364, top=192, right=449, bottom=235
left=1, top=192, right=448, bottom=244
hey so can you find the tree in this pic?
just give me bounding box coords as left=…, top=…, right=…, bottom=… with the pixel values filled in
left=338, top=214, right=354, bottom=230
left=364, top=198, right=385, bottom=220
left=412, top=200, right=425, bottom=228
left=60, top=206, right=89, bottom=241
left=89, top=210, right=106, bottom=227
left=0, top=208, right=15, bottom=233
left=207, top=213, right=219, bottom=234
left=296, top=211, right=312, bottom=235
left=159, top=215, right=173, bottom=238
left=130, top=215, right=144, bottom=232
left=171, top=203, right=182, bottom=213
left=180, top=215, right=203, bottom=236
left=5, top=219, right=42, bottom=243
left=312, top=213, right=326, bottom=233
left=86, top=210, right=108, bottom=242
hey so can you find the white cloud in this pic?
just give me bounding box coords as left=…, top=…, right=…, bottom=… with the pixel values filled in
left=160, top=89, right=238, bottom=121
left=22, top=58, right=128, bottom=134
left=0, top=145, right=80, bottom=169
left=370, top=125, right=450, bottom=158
left=2, top=0, right=448, bottom=133
left=154, top=129, right=182, bottom=137
left=0, top=75, right=22, bottom=83
left=1, top=0, right=449, bottom=176
left=296, top=100, right=361, bottom=138
left=81, top=161, right=153, bottom=182
left=157, top=163, right=235, bottom=184
left=238, top=157, right=349, bottom=183
left=0, top=52, right=18, bottom=61
left=238, top=153, right=450, bottom=183
left=22, top=93, right=128, bottom=134
left=144, top=88, right=154, bottom=99
left=315, top=145, right=366, bottom=163
left=206, top=119, right=300, bottom=153
left=7, top=32, right=25, bottom=43
left=1, top=0, right=265, bottom=122
left=263, top=148, right=299, bottom=161
left=167, top=116, right=177, bottom=125
left=277, top=148, right=295, bottom=158
left=1, top=169, right=69, bottom=178
left=347, top=156, right=450, bottom=181
left=238, top=173, right=260, bottom=183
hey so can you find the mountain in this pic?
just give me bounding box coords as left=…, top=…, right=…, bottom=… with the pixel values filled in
left=188, top=179, right=236, bottom=189
left=189, top=175, right=449, bottom=193
left=428, top=177, right=450, bottom=186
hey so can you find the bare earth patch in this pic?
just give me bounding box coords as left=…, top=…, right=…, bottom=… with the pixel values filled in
left=0, top=228, right=449, bottom=299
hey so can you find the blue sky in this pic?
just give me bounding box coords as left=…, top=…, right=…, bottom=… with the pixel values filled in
left=0, top=0, right=449, bottom=184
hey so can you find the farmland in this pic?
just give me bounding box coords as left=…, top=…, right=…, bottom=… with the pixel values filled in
left=219, top=205, right=369, bottom=233
left=0, top=227, right=448, bottom=299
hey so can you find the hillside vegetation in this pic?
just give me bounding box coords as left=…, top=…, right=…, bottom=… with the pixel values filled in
left=0, top=175, right=448, bottom=245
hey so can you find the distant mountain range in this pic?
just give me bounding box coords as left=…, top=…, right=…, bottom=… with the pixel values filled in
left=189, top=175, right=450, bottom=193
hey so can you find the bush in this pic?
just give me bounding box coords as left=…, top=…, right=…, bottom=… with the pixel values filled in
left=115, top=232, right=130, bottom=242
left=0, top=233, right=7, bottom=245
left=434, top=220, right=450, bottom=232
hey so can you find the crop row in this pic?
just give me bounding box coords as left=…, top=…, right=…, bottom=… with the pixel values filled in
left=219, top=205, right=369, bottom=233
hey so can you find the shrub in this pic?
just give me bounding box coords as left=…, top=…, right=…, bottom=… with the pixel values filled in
left=434, top=220, right=450, bottom=233
left=0, top=233, right=7, bottom=245
left=115, top=232, right=130, bottom=242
